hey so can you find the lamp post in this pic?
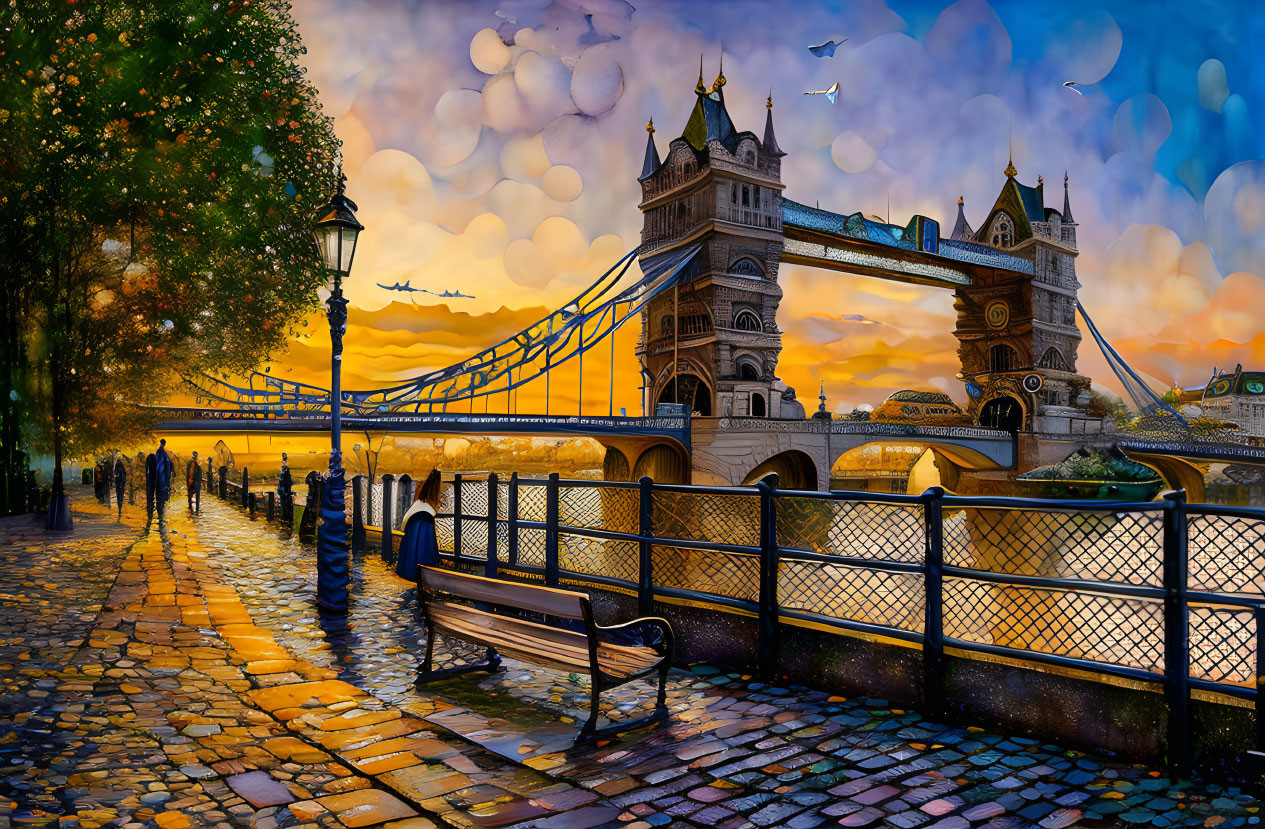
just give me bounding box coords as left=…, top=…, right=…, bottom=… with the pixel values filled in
left=313, top=177, right=363, bottom=613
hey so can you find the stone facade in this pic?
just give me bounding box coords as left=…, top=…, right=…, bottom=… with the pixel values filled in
left=637, top=72, right=793, bottom=420
left=956, top=169, right=1097, bottom=436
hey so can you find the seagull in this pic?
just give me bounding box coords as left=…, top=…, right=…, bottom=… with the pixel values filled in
left=1062, top=81, right=1086, bottom=96
left=804, top=81, right=840, bottom=104
left=808, top=38, right=845, bottom=58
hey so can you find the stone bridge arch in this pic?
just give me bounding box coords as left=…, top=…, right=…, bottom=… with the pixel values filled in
left=740, top=450, right=818, bottom=490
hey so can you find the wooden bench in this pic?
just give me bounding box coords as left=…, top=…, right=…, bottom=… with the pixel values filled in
left=416, top=566, right=675, bottom=742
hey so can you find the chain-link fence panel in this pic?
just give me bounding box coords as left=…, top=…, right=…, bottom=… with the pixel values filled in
left=651, top=545, right=759, bottom=603
left=943, top=507, right=1163, bottom=585
left=1188, top=512, right=1265, bottom=595
left=652, top=490, right=760, bottom=547
left=943, top=576, right=1164, bottom=673
left=778, top=559, right=924, bottom=631
left=779, top=497, right=924, bottom=562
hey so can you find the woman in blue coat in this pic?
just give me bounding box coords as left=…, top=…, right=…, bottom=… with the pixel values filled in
left=396, top=470, right=442, bottom=580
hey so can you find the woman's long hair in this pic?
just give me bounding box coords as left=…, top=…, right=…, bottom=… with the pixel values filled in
left=416, top=469, right=442, bottom=507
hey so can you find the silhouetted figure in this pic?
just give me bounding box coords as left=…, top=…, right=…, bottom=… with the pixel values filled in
left=278, top=456, right=293, bottom=527
left=186, top=450, right=202, bottom=512
left=113, top=457, right=126, bottom=517
left=25, top=470, right=39, bottom=514
left=299, top=470, right=320, bottom=542
left=145, top=453, right=157, bottom=520
left=94, top=461, right=108, bottom=505
left=154, top=439, right=173, bottom=519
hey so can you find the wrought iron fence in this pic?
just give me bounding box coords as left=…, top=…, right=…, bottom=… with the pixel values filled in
left=347, top=472, right=1265, bottom=776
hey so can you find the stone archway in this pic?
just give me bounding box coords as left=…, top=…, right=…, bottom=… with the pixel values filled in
left=657, top=373, right=712, bottom=416
left=741, top=450, right=818, bottom=491
left=633, top=443, right=691, bottom=484
left=602, top=446, right=632, bottom=482
left=980, top=395, right=1024, bottom=431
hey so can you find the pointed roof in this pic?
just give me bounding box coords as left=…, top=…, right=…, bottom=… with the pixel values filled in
left=762, top=93, right=784, bottom=156
left=682, top=87, right=737, bottom=152
left=975, top=164, right=1047, bottom=246
left=951, top=196, right=974, bottom=240
left=1063, top=171, right=1074, bottom=223
left=639, top=118, right=660, bottom=181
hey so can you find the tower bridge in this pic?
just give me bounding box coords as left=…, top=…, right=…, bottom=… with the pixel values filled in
left=163, top=62, right=1265, bottom=494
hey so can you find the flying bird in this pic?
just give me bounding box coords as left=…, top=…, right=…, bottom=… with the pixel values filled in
left=1062, top=81, right=1086, bottom=95
left=804, top=81, right=840, bottom=104
left=377, top=280, right=475, bottom=299
left=808, top=38, right=845, bottom=58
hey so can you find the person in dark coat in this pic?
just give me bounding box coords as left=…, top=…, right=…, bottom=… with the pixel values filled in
left=145, top=453, right=157, bottom=520
left=113, top=456, right=126, bottom=517
left=186, top=451, right=202, bottom=512
left=154, top=439, right=174, bottom=518
left=94, top=461, right=107, bottom=505
left=396, top=470, right=442, bottom=581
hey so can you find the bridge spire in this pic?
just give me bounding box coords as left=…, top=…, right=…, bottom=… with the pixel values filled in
left=711, top=52, right=727, bottom=93
left=639, top=117, right=660, bottom=181
left=950, top=195, right=974, bottom=241
left=762, top=88, right=785, bottom=156
left=695, top=54, right=708, bottom=95
left=1063, top=171, right=1075, bottom=223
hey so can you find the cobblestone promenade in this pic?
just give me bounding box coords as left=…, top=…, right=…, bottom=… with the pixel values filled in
left=1, top=488, right=1262, bottom=829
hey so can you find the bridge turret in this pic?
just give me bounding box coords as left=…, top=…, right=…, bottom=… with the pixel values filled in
left=637, top=63, right=788, bottom=421
left=954, top=159, right=1091, bottom=435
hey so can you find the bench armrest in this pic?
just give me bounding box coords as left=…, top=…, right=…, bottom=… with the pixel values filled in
left=595, top=616, right=675, bottom=661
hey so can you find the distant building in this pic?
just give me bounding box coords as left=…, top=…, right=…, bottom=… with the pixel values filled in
left=1201, top=366, right=1265, bottom=439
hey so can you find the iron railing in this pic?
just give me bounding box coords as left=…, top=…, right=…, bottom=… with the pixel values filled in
left=347, top=471, right=1265, bottom=775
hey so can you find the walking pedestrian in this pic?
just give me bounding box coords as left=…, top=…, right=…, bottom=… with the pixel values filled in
left=94, top=460, right=107, bottom=505
left=187, top=451, right=202, bottom=512
left=396, top=470, right=442, bottom=581
left=155, top=439, right=174, bottom=519
left=278, top=454, right=293, bottom=525
left=145, top=453, right=157, bottom=521
left=113, top=455, right=126, bottom=518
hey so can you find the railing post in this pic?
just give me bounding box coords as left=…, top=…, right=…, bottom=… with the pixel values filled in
left=638, top=476, right=654, bottom=617
left=486, top=474, right=499, bottom=579
left=545, top=472, right=560, bottom=588
left=206, top=458, right=213, bottom=496
left=266, top=491, right=275, bottom=523
left=380, top=473, right=395, bottom=564
left=757, top=473, right=780, bottom=680
left=396, top=474, right=413, bottom=530
left=1162, top=489, right=1190, bottom=777
left=218, top=466, right=227, bottom=499
left=241, top=467, right=249, bottom=508
left=507, top=472, right=519, bottom=567
left=921, top=486, right=946, bottom=720
left=248, top=492, right=256, bottom=517
left=453, top=473, right=463, bottom=565
left=1256, top=604, right=1265, bottom=759
left=351, top=474, right=366, bottom=554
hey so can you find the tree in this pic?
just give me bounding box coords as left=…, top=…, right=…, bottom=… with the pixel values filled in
left=0, top=1, right=342, bottom=526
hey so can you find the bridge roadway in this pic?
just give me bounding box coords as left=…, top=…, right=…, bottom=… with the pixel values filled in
left=153, top=408, right=1018, bottom=490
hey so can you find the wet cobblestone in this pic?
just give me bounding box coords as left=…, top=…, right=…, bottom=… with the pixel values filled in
left=1, top=488, right=1263, bottom=829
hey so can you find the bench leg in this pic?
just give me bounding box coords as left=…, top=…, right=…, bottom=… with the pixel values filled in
left=416, top=640, right=503, bottom=685
left=576, top=679, right=670, bottom=745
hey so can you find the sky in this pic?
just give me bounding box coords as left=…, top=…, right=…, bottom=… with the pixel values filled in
left=270, top=0, right=1265, bottom=415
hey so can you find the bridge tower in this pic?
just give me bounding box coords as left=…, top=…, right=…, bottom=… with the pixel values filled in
left=636, top=62, right=800, bottom=420
left=954, top=161, right=1090, bottom=433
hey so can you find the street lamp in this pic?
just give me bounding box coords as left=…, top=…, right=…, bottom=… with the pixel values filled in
left=313, top=177, right=363, bottom=613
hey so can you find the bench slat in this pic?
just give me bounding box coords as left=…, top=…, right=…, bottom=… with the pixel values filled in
left=428, top=601, right=663, bottom=679
left=420, top=566, right=586, bottom=620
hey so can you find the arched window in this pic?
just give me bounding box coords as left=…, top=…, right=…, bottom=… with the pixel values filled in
left=751, top=392, right=766, bottom=417
left=734, top=309, right=762, bottom=331
left=660, top=315, right=674, bottom=337
left=1039, top=347, right=1068, bottom=371
left=738, top=360, right=761, bottom=380
left=729, top=258, right=764, bottom=277
left=989, top=343, right=1018, bottom=373
left=990, top=212, right=1013, bottom=248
